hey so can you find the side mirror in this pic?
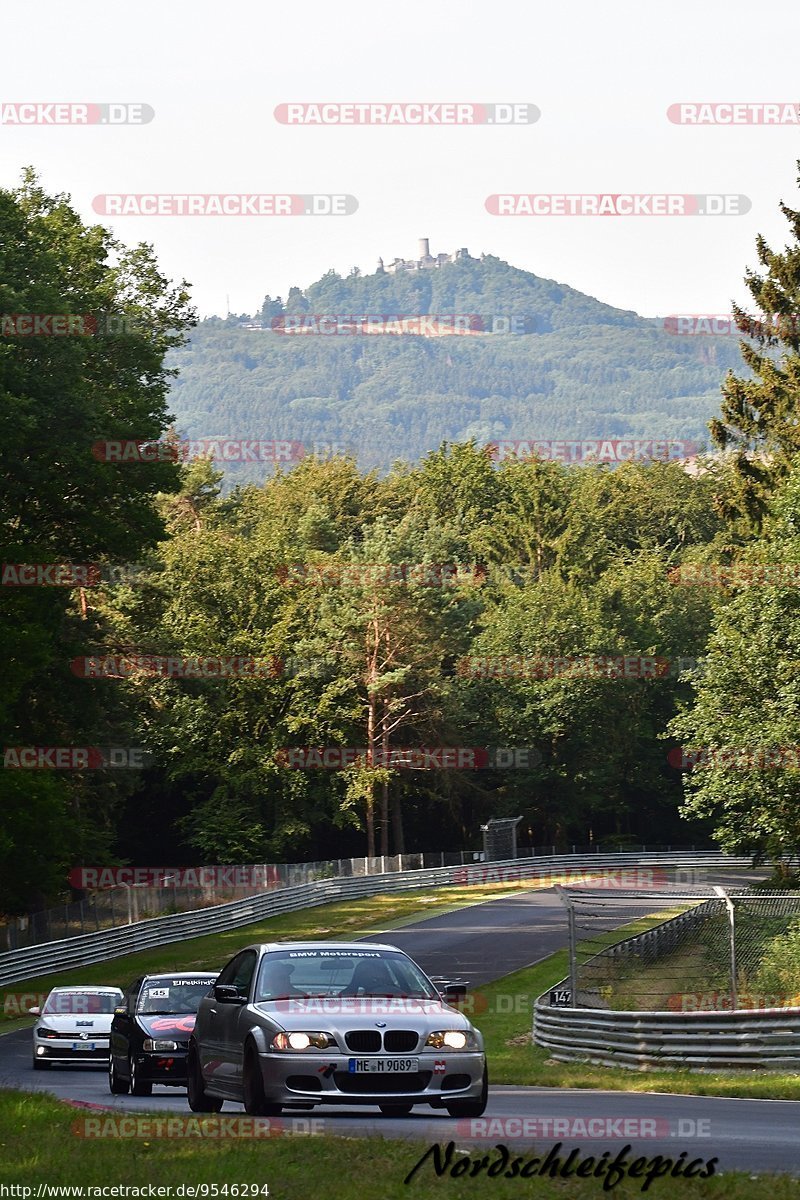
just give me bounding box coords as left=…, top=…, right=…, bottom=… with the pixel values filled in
left=442, top=983, right=468, bottom=1001
left=214, top=984, right=246, bottom=1004
left=113, top=1006, right=127, bottom=1017
left=28, top=1006, right=41, bottom=1017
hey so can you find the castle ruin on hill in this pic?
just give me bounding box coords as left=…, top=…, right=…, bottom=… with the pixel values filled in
left=378, top=239, right=476, bottom=275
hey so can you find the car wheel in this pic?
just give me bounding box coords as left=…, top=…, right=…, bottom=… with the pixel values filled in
left=186, top=1043, right=223, bottom=1113
left=379, top=1103, right=414, bottom=1116
left=444, top=1064, right=488, bottom=1118
left=108, top=1054, right=129, bottom=1094
left=242, top=1042, right=282, bottom=1117
left=32, top=1057, right=51, bottom=1070
left=129, top=1057, right=153, bottom=1096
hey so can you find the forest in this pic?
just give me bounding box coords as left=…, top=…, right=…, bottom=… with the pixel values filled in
left=3, top=169, right=800, bottom=914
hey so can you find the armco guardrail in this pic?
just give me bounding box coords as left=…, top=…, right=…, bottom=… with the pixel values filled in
left=0, top=852, right=752, bottom=987
left=534, top=1000, right=800, bottom=1071
left=534, top=889, right=800, bottom=1071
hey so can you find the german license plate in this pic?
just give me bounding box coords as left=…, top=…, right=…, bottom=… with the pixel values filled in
left=348, top=1057, right=418, bottom=1073
left=71, top=1042, right=96, bottom=1051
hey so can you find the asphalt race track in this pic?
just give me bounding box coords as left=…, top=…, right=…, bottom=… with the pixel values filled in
left=2, top=872, right=798, bottom=1175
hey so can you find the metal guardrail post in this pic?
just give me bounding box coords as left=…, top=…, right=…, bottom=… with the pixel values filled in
left=714, top=886, right=738, bottom=1010
left=554, top=884, right=577, bottom=1007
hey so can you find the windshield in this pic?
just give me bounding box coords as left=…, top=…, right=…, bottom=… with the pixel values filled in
left=254, top=950, right=439, bottom=1002
left=43, top=991, right=120, bottom=1015
left=136, top=977, right=215, bottom=1014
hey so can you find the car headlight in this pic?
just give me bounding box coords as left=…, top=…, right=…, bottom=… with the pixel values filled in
left=143, top=1038, right=179, bottom=1051
left=36, top=1028, right=58, bottom=1039
left=271, top=1031, right=334, bottom=1051
left=425, top=1030, right=475, bottom=1049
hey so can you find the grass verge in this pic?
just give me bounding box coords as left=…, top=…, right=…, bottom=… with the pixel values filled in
left=0, top=1090, right=796, bottom=1196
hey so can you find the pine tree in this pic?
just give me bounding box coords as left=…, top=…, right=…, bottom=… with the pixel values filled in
left=711, top=161, right=800, bottom=527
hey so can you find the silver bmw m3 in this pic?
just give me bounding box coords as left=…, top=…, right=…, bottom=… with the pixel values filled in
left=187, top=941, right=487, bottom=1117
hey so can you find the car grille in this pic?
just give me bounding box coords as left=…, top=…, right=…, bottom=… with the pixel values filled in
left=343, top=1029, right=419, bottom=1052
left=334, top=1071, right=431, bottom=1094
left=43, top=1031, right=105, bottom=1040
left=344, top=1030, right=382, bottom=1052
left=382, top=1030, right=418, bottom=1053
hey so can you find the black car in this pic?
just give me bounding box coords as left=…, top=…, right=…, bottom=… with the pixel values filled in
left=109, top=972, right=218, bottom=1095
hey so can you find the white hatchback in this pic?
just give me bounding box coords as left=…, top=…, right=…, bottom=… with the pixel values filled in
left=31, top=986, right=124, bottom=1069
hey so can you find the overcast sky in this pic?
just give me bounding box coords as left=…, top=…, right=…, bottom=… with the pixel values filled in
left=2, top=0, right=799, bottom=319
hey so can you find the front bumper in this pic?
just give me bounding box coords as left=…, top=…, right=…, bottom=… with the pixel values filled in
left=34, top=1039, right=110, bottom=1064
left=259, top=1050, right=485, bottom=1106
left=132, top=1050, right=189, bottom=1085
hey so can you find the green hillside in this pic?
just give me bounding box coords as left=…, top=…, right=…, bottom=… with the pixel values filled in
left=167, top=254, right=740, bottom=477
